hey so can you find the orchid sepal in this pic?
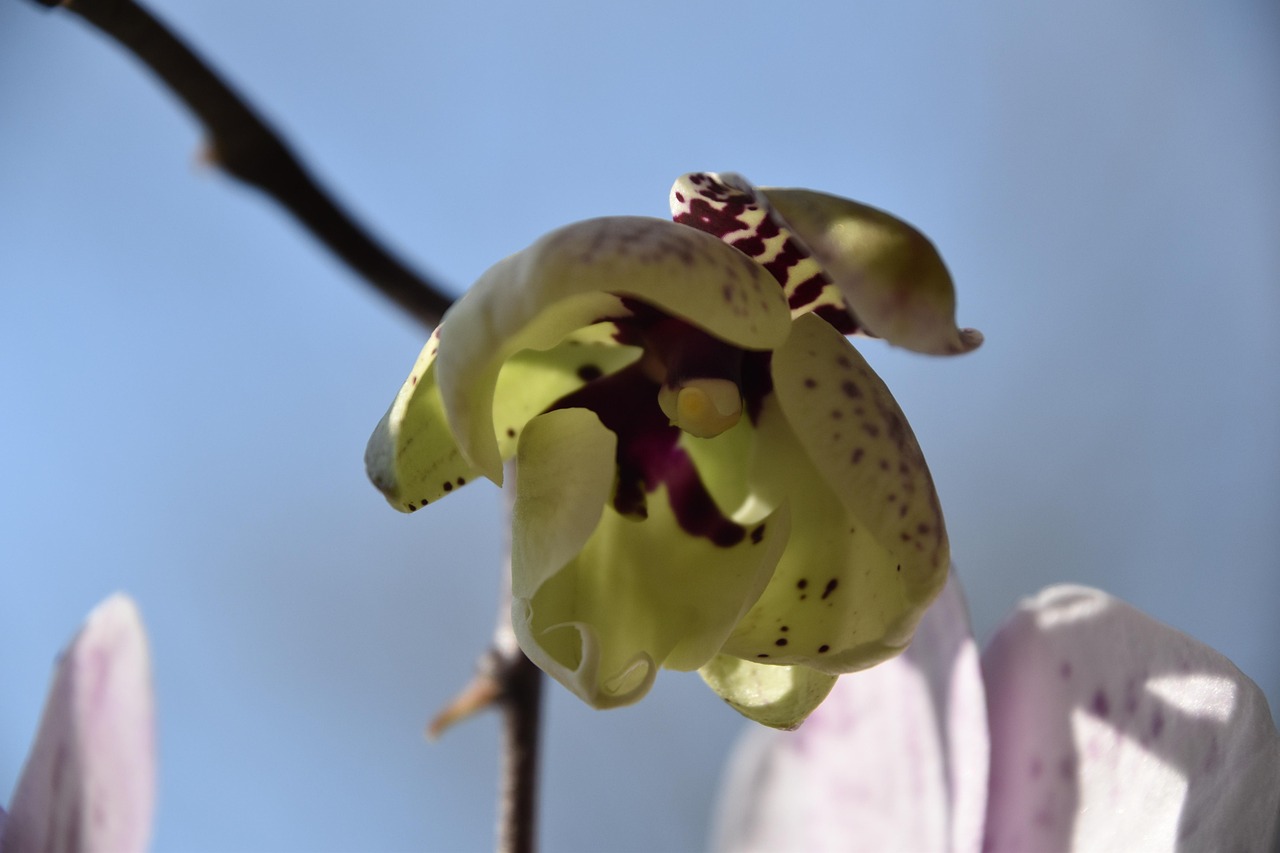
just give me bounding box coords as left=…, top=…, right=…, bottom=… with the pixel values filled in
left=670, top=172, right=981, bottom=355
left=763, top=187, right=982, bottom=355
left=715, top=313, right=949, bottom=673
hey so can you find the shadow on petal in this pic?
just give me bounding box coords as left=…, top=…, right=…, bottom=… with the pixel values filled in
left=982, top=585, right=1280, bottom=852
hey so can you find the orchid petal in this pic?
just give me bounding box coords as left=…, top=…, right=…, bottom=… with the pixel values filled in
left=982, top=585, right=1280, bottom=852
left=719, top=313, right=948, bottom=671
left=367, top=325, right=639, bottom=512
left=711, top=573, right=989, bottom=851
left=511, top=408, right=790, bottom=708
left=2, top=595, right=155, bottom=853
left=698, top=656, right=836, bottom=731
left=763, top=188, right=982, bottom=355
left=365, top=327, right=482, bottom=513
left=436, top=216, right=792, bottom=483
left=490, top=330, right=640, bottom=459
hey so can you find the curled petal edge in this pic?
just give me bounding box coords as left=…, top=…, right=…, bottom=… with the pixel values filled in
left=763, top=188, right=982, bottom=356
left=436, top=216, right=792, bottom=483
left=700, top=656, right=837, bottom=730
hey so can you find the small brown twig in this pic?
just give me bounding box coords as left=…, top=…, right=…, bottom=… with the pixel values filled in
left=29, top=0, right=453, bottom=328
left=428, top=647, right=542, bottom=853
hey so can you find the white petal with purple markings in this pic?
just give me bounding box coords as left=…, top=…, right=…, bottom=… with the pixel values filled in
left=982, top=585, right=1280, bottom=852
left=712, top=573, right=988, bottom=851
left=2, top=594, right=155, bottom=853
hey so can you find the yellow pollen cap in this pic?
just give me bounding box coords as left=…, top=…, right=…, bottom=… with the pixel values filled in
left=657, top=378, right=742, bottom=438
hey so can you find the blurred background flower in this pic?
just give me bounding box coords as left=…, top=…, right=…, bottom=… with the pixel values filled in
left=712, top=577, right=1280, bottom=851
left=1, top=1, right=1276, bottom=849
left=2, top=595, right=155, bottom=853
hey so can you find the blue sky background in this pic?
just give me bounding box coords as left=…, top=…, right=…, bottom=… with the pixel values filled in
left=2, top=1, right=1278, bottom=850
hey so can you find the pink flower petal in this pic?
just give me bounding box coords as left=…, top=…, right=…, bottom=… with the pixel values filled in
left=982, top=585, right=1280, bottom=851
left=2, top=594, right=156, bottom=853
left=712, top=572, right=989, bottom=852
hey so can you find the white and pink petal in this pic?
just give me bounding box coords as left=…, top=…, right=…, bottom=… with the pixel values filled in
left=711, top=574, right=988, bottom=851
left=982, top=585, right=1280, bottom=852
left=2, top=594, right=156, bottom=853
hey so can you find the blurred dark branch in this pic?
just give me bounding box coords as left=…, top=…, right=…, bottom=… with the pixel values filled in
left=29, top=0, right=453, bottom=327
left=429, top=648, right=542, bottom=853
left=33, top=1, right=539, bottom=848
left=430, top=466, right=542, bottom=853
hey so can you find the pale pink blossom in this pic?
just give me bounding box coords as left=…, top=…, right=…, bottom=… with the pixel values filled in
left=1, top=594, right=156, bottom=853
left=714, top=575, right=1280, bottom=851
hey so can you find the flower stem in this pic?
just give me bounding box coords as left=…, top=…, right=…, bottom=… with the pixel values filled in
left=496, top=649, right=543, bottom=853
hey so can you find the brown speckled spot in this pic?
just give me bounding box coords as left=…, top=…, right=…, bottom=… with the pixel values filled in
left=818, top=644, right=830, bottom=653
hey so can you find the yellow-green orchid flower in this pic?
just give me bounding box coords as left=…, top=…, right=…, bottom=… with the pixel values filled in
left=366, top=173, right=980, bottom=729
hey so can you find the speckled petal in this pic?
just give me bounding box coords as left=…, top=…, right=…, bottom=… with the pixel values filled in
left=2, top=595, right=155, bottom=853
left=367, top=323, right=640, bottom=512
left=982, top=585, right=1280, bottom=852
left=718, top=313, right=948, bottom=671
left=699, top=656, right=837, bottom=730
left=511, top=408, right=790, bottom=708
left=670, top=172, right=857, bottom=330
left=711, top=574, right=988, bottom=851
left=763, top=188, right=982, bottom=355
left=365, top=326, right=482, bottom=513
left=437, top=216, right=792, bottom=483
left=491, top=328, right=640, bottom=459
